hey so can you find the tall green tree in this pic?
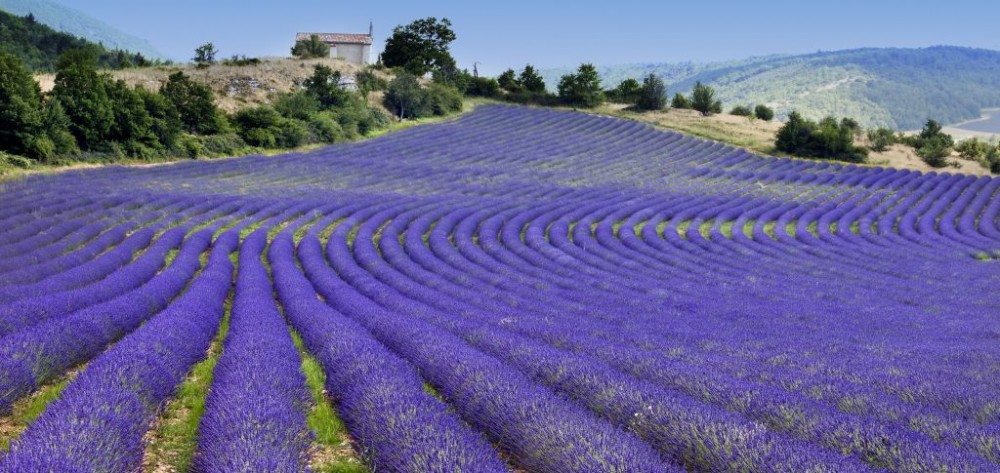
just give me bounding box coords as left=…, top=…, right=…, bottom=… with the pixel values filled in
left=160, top=71, right=224, bottom=135
left=635, top=73, right=667, bottom=111
left=193, top=42, right=218, bottom=65
left=558, top=63, right=604, bottom=108
left=0, top=53, right=44, bottom=157
left=52, top=48, right=114, bottom=150
left=497, top=69, right=518, bottom=91
left=607, top=78, right=641, bottom=104
left=519, top=65, right=546, bottom=93
left=303, top=64, right=350, bottom=108
left=384, top=72, right=426, bottom=119
left=691, top=81, right=721, bottom=116
left=381, top=17, right=456, bottom=76
left=291, top=35, right=331, bottom=59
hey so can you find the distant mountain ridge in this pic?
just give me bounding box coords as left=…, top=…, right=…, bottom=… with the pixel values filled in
left=542, top=46, right=1000, bottom=130
left=0, top=0, right=163, bottom=59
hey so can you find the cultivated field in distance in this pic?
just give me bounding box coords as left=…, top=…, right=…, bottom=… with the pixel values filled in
left=1, top=105, right=998, bottom=472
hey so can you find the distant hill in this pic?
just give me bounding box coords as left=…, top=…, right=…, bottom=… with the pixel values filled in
left=542, top=47, right=1000, bottom=130
left=0, top=9, right=157, bottom=71
left=0, top=0, right=163, bottom=59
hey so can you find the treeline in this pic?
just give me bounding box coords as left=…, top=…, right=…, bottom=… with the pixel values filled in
left=0, top=49, right=391, bottom=168
left=0, top=10, right=163, bottom=72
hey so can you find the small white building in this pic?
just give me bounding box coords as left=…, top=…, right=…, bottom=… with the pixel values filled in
left=296, top=24, right=373, bottom=65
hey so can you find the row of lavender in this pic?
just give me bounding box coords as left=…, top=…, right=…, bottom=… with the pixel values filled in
left=0, top=104, right=998, bottom=471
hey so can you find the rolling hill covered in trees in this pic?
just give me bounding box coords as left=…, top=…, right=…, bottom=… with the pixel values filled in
left=0, top=0, right=162, bottom=59
left=0, top=9, right=157, bottom=71
left=543, top=47, right=1000, bottom=130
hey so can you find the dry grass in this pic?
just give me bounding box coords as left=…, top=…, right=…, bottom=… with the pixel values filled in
left=35, top=57, right=390, bottom=113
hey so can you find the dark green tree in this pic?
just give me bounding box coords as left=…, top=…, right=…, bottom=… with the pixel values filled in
left=51, top=48, right=114, bottom=150
left=160, top=72, right=224, bottom=135
left=635, top=73, right=667, bottom=111
left=193, top=42, right=218, bottom=65
left=303, top=64, right=350, bottom=108
left=0, top=53, right=44, bottom=157
left=291, top=35, right=331, bottom=59
left=557, top=63, right=604, bottom=108
left=381, top=17, right=456, bottom=76
left=497, top=68, right=519, bottom=91
left=384, top=72, right=426, bottom=119
left=671, top=93, right=690, bottom=109
left=775, top=112, right=814, bottom=155
left=519, top=65, right=546, bottom=93
left=754, top=104, right=774, bottom=121
left=104, top=78, right=158, bottom=153
left=691, top=81, right=718, bottom=116
left=866, top=127, right=895, bottom=153
left=607, top=78, right=641, bottom=104
left=135, top=86, right=182, bottom=149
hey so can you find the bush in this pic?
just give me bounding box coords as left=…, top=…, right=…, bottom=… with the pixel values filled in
left=277, top=118, right=310, bottom=148
left=307, top=112, right=345, bottom=143
left=425, top=83, right=463, bottom=116
left=502, top=91, right=560, bottom=107
left=776, top=111, right=867, bottom=163
left=754, top=104, right=774, bottom=121
left=161, top=71, right=225, bottom=135
left=519, top=65, right=546, bottom=94
left=177, top=134, right=203, bottom=158
left=606, top=78, right=641, bottom=104
left=273, top=91, right=321, bottom=121
left=917, top=135, right=953, bottom=167
left=986, top=146, right=1000, bottom=174
left=866, top=127, right=895, bottom=153
left=197, top=133, right=247, bottom=156
left=634, top=74, right=667, bottom=112
left=222, top=55, right=261, bottom=67
left=498, top=69, right=519, bottom=92
left=671, top=93, right=690, bottom=109
left=356, top=69, right=388, bottom=95
left=291, top=35, right=330, bottom=59
left=464, top=76, right=501, bottom=98
left=729, top=105, right=753, bottom=117
left=232, top=106, right=285, bottom=147
left=367, top=106, right=392, bottom=130
left=955, top=138, right=990, bottom=161
left=0, top=151, right=33, bottom=169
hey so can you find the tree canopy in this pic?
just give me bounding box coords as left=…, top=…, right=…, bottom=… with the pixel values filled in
left=381, top=17, right=456, bottom=76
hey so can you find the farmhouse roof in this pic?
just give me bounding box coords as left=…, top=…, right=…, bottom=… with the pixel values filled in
left=296, top=33, right=373, bottom=45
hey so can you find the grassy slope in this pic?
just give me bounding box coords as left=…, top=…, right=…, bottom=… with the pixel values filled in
left=542, top=46, right=1000, bottom=130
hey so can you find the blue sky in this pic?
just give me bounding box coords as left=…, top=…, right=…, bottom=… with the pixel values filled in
left=57, top=0, right=1000, bottom=74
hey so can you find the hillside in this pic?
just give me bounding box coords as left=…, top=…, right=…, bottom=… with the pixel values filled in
left=0, top=9, right=155, bottom=71
left=543, top=46, right=1000, bottom=130
left=0, top=0, right=162, bottom=59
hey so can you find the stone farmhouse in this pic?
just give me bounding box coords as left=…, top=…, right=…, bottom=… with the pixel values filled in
left=295, top=24, right=373, bottom=65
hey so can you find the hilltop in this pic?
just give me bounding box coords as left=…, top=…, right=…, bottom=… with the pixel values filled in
left=542, top=46, right=1000, bottom=130
left=0, top=0, right=162, bottom=59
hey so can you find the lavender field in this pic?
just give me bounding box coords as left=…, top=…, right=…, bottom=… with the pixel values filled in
left=1, top=104, right=998, bottom=472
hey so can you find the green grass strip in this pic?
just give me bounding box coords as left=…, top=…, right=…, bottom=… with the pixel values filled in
left=141, top=287, right=234, bottom=472
left=289, top=331, right=369, bottom=473
left=0, top=370, right=79, bottom=452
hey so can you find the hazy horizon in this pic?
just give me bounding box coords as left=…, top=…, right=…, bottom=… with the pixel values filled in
left=41, top=0, right=1000, bottom=74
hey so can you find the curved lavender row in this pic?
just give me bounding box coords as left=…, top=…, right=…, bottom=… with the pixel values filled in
left=193, top=228, right=312, bottom=473
left=304, top=219, right=681, bottom=472
left=270, top=222, right=510, bottom=472
left=0, top=226, right=186, bottom=338
left=0, top=228, right=213, bottom=414
left=0, top=197, right=128, bottom=262
left=0, top=231, right=236, bottom=472
left=0, top=197, right=102, bottom=249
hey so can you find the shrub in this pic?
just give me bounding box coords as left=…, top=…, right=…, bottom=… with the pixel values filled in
left=426, top=83, right=463, bottom=116
left=367, top=106, right=392, bottom=130
left=222, top=55, right=261, bottom=67
left=955, top=138, right=990, bottom=161
left=356, top=69, right=388, bottom=95
left=986, top=145, right=1000, bottom=174
left=277, top=118, right=310, bottom=148
left=519, top=65, right=546, bottom=94
left=384, top=72, right=426, bottom=119
left=232, top=106, right=285, bottom=147
left=197, top=133, right=248, bottom=156
left=754, top=104, right=774, bottom=121
left=729, top=105, right=753, bottom=117
left=464, top=76, right=500, bottom=98
left=177, top=134, right=203, bottom=158
left=671, top=93, right=690, bottom=109
left=273, top=91, right=321, bottom=121
left=606, top=78, right=641, bottom=104
left=291, top=35, right=330, bottom=59
left=917, top=135, right=953, bottom=167
left=866, top=127, right=895, bottom=153
left=161, top=71, right=225, bottom=135
left=635, top=74, right=667, bottom=112
left=776, top=111, right=867, bottom=163
left=307, top=112, right=345, bottom=143
left=498, top=69, right=519, bottom=92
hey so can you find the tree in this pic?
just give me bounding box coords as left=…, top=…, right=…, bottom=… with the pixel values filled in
left=671, top=93, right=690, bottom=109
left=497, top=69, right=518, bottom=91
left=607, top=78, right=641, bottom=104
left=291, top=34, right=331, bottom=59
left=381, top=17, right=456, bottom=76
left=691, top=82, right=720, bottom=116
left=776, top=111, right=867, bottom=163
left=52, top=48, right=114, bottom=150
left=866, top=127, right=895, bottom=153
left=754, top=104, right=774, bottom=121
left=384, top=72, right=426, bottom=119
left=635, top=73, right=667, bottom=112
left=303, top=64, right=350, bottom=108
left=193, top=42, right=218, bottom=65
left=519, top=65, right=546, bottom=93
left=775, top=112, right=814, bottom=155
left=917, top=136, right=952, bottom=167
left=0, top=53, right=44, bottom=157
left=160, top=72, right=224, bottom=135
left=557, top=63, right=603, bottom=108
left=955, top=138, right=990, bottom=161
